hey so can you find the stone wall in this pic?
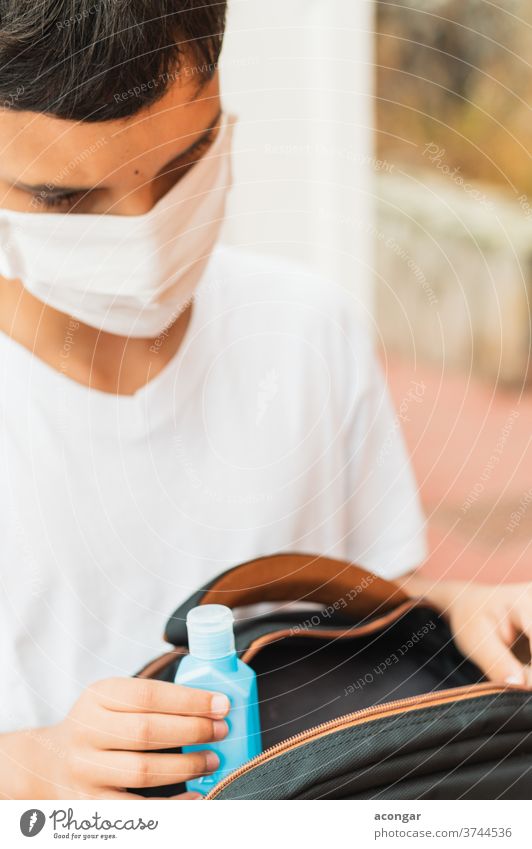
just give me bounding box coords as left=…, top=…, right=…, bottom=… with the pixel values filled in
left=375, top=170, right=532, bottom=385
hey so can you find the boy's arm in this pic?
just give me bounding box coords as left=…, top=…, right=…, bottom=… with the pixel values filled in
left=394, top=570, right=532, bottom=687
left=0, top=728, right=51, bottom=799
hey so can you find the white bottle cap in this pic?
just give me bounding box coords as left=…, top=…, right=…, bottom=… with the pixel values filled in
left=186, top=604, right=236, bottom=660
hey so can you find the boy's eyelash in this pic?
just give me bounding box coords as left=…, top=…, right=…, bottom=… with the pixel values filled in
left=36, top=190, right=85, bottom=210
left=192, top=133, right=213, bottom=152
left=183, top=129, right=217, bottom=160
left=175, top=133, right=212, bottom=164
left=158, top=133, right=214, bottom=180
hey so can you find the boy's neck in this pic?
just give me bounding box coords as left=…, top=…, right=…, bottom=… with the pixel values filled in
left=0, top=275, right=192, bottom=395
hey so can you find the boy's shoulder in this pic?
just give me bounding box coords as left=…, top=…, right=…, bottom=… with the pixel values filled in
left=203, top=243, right=368, bottom=337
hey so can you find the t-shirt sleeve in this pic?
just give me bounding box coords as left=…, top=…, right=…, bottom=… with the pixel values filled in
left=342, top=345, right=428, bottom=580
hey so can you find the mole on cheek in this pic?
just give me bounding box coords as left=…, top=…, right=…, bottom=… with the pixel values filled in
left=134, top=169, right=139, bottom=175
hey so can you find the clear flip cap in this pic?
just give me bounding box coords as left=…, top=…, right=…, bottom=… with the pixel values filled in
left=186, top=604, right=236, bottom=660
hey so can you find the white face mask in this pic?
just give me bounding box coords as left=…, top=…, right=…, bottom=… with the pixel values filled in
left=0, top=112, right=236, bottom=338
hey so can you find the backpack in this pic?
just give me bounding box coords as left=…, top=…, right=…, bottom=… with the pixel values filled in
left=135, top=553, right=532, bottom=799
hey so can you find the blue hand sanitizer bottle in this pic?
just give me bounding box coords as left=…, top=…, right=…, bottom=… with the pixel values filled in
left=174, top=604, right=262, bottom=795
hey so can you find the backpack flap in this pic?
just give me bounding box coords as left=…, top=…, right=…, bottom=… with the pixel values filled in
left=163, top=552, right=410, bottom=648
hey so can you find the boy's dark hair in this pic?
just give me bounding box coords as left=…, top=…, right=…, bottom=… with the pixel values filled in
left=0, top=1, right=227, bottom=121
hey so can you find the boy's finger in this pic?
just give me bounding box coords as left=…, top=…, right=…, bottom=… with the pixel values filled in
left=93, top=749, right=220, bottom=789
left=94, top=711, right=228, bottom=750
left=462, top=621, right=525, bottom=685
left=91, top=677, right=230, bottom=718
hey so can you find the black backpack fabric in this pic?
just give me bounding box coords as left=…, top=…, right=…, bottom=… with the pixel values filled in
left=135, top=553, right=532, bottom=799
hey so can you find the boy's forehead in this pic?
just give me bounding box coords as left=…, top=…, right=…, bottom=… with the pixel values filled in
left=0, top=72, right=220, bottom=185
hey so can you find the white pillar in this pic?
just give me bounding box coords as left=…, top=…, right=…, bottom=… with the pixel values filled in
left=219, top=0, right=375, bottom=319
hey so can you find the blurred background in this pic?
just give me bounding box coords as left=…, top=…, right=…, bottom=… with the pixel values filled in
left=220, top=0, right=531, bottom=584
left=374, top=0, right=532, bottom=587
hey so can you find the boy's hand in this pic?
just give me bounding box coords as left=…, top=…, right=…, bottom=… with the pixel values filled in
left=397, top=574, right=532, bottom=687
left=39, top=677, right=229, bottom=799
left=445, top=583, right=532, bottom=686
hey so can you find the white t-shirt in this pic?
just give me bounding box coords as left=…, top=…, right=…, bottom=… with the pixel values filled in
left=0, top=244, right=427, bottom=732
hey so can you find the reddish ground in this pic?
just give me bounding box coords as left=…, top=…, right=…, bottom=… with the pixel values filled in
left=384, top=356, right=532, bottom=584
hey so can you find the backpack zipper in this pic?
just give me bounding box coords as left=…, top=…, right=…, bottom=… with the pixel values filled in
left=205, top=682, right=524, bottom=799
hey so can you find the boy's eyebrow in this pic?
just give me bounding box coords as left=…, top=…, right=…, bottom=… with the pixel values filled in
left=13, top=108, right=223, bottom=196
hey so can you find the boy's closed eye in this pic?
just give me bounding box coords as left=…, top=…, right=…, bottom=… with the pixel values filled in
left=22, top=122, right=218, bottom=215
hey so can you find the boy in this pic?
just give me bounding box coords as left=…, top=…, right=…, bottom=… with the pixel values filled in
left=0, top=1, right=529, bottom=799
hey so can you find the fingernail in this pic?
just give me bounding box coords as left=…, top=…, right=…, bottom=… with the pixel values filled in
left=211, top=694, right=230, bottom=716
left=213, top=719, right=228, bottom=740
left=505, top=674, right=523, bottom=685
left=205, top=751, right=220, bottom=772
